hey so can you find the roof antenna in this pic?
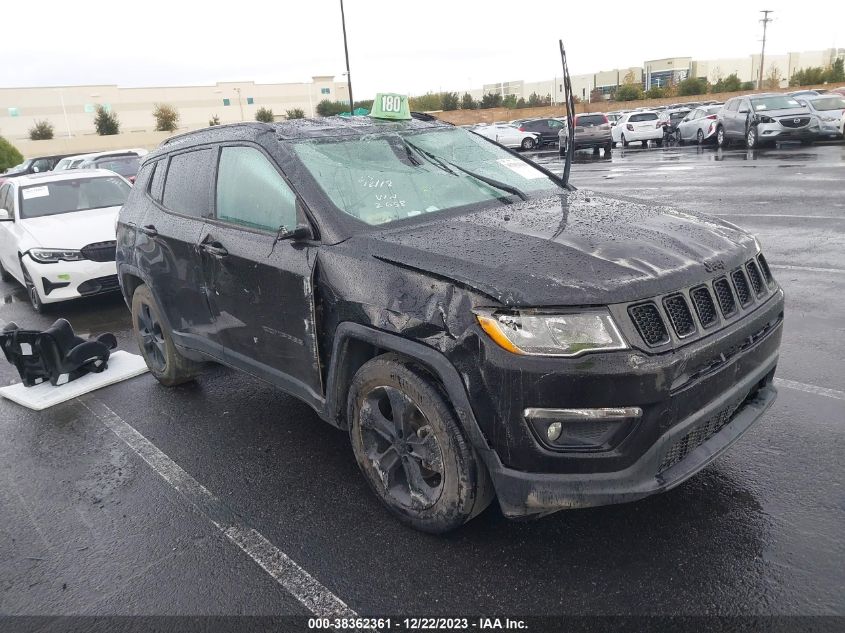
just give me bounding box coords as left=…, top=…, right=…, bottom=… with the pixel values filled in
left=558, top=39, right=576, bottom=190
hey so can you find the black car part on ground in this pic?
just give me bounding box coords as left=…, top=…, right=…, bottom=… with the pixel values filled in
left=0, top=319, right=117, bottom=387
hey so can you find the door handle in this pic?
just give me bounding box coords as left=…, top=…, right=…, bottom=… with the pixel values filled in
left=139, top=224, right=158, bottom=237
left=200, top=242, right=228, bottom=258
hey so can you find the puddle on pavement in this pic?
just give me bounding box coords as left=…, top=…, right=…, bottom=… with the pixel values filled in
left=1, top=288, right=28, bottom=305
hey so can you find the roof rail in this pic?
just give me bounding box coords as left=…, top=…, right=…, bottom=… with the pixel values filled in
left=159, top=121, right=275, bottom=146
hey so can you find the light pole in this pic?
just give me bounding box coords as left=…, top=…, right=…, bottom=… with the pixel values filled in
left=340, top=0, right=354, bottom=114
left=57, top=89, right=71, bottom=138
left=759, top=10, right=774, bottom=89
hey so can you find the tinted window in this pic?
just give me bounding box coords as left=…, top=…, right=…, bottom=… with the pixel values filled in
left=576, top=114, right=605, bottom=125
left=19, top=176, right=130, bottom=219
left=809, top=96, right=845, bottom=111
left=0, top=184, right=10, bottom=212
left=94, top=155, right=140, bottom=178
left=628, top=113, right=658, bottom=122
left=216, top=146, right=296, bottom=232
left=162, top=149, right=214, bottom=217
left=149, top=160, right=166, bottom=202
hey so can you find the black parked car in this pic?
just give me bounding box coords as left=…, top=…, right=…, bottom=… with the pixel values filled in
left=516, top=117, right=566, bottom=145
left=1, top=153, right=76, bottom=180
left=116, top=118, right=783, bottom=533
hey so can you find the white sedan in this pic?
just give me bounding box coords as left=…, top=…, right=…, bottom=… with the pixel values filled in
left=0, top=169, right=131, bottom=312
left=471, top=124, right=540, bottom=150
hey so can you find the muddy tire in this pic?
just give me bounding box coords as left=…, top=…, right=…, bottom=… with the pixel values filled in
left=697, top=129, right=705, bottom=145
left=348, top=353, right=493, bottom=533
left=131, top=284, right=202, bottom=386
left=746, top=126, right=758, bottom=149
left=717, top=125, right=728, bottom=148
left=521, top=136, right=536, bottom=151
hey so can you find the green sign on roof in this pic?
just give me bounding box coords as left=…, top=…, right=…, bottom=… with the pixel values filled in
left=370, top=93, right=411, bottom=120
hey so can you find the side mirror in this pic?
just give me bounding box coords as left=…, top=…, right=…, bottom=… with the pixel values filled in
left=0, top=209, right=11, bottom=221
left=277, top=224, right=312, bottom=242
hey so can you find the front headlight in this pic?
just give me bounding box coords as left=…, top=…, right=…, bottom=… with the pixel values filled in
left=757, top=115, right=775, bottom=123
left=28, top=249, right=84, bottom=263
left=476, top=309, right=628, bottom=357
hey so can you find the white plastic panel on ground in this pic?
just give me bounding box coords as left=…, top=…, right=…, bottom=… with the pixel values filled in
left=0, top=351, right=149, bottom=411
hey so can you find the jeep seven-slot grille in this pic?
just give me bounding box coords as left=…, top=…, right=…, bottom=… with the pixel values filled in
left=756, top=253, right=773, bottom=285
left=628, top=256, right=774, bottom=347
left=731, top=269, right=753, bottom=306
left=690, top=286, right=719, bottom=328
left=662, top=294, right=696, bottom=337
left=713, top=277, right=737, bottom=317
left=746, top=261, right=765, bottom=296
left=628, top=303, right=670, bottom=346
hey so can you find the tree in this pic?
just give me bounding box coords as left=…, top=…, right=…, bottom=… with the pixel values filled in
left=29, top=120, right=54, bottom=140
left=763, top=66, right=782, bottom=90
left=712, top=73, right=742, bottom=93
left=255, top=107, right=274, bottom=122
left=825, top=59, right=845, bottom=83
left=316, top=99, right=347, bottom=116
left=615, top=84, right=643, bottom=101
left=0, top=136, right=24, bottom=172
left=526, top=92, right=550, bottom=107
left=790, top=66, right=826, bottom=87
left=741, top=81, right=755, bottom=90
left=502, top=94, right=518, bottom=109
left=153, top=103, right=179, bottom=132
left=353, top=99, right=374, bottom=112
left=622, top=69, right=637, bottom=85
left=460, top=92, right=477, bottom=110
left=286, top=108, right=305, bottom=119
left=480, top=92, right=503, bottom=109
left=645, top=87, right=665, bottom=99
left=208, top=115, right=220, bottom=126
left=94, top=105, right=120, bottom=135
left=440, top=92, right=459, bottom=111
left=589, top=88, right=604, bottom=103
left=409, top=93, right=442, bottom=111
left=677, top=77, right=709, bottom=96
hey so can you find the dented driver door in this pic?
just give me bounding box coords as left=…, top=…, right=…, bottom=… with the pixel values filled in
left=197, top=144, right=322, bottom=404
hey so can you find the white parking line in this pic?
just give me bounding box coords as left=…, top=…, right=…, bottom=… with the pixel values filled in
left=770, top=264, right=845, bottom=275
left=713, top=213, right=845, bottom=220
left=774, top=378, right=845, bottom=401
left=78, top=396, right=364, bottom=625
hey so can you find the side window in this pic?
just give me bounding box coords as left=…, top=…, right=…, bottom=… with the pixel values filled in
left=547, top=119, right=563, bottom=128
left=215, top=146, right=297, bottom=232
left=31, top=158, right=51, bottom=173
left=161, top=149, right=215, bottom=217
left=149, top=160, right=166, bottom=203
left=0, top=184, right=9, bottom=212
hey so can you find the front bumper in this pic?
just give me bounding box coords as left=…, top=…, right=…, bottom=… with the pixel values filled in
left=758, top=122, right=820, bottom=140
left=484, top=356, right=777, bottom=517
left=24, top=255, right=118, bottom=304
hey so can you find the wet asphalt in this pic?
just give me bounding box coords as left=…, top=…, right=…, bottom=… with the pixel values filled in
left=0, top=141, right=843, bottom=623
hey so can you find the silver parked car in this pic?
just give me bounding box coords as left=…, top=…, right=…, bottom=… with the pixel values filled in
left=558, top=113, right=613, bottom=155
left=716, top=94, right=820, bottom=149
left=795, top=94, right=845, bottom=140
left=676, top=105, right=723, bottom=145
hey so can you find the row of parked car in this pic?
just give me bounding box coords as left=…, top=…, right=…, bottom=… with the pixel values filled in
left=0, top=148, right=146, bottom=185
left=466, top=86, right=845, bottom=154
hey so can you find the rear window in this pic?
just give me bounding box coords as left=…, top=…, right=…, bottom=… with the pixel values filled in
left=162, top=149, right=215, bottom=218
left=576, top=114, right=606, bottom=125
left=810, top=97, right=845, bottom=111
left=629, top=113, right=658, bottom=122
left=669, top=111, right=689, bottom=121
left=19, top=176, right=130, bottom=219
left=95, top=155, right=140, bottom=178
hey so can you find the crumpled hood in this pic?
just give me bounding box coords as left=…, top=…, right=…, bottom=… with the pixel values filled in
left=354, top=190, right=759, bottom=306
left=20, top=206, right=120, bottom=250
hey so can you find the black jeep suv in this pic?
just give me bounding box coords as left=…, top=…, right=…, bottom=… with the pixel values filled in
left=116, top=118, right=783, bottom=533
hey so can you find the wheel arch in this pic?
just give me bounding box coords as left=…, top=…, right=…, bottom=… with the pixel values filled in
left=323, top=322, right=491, bottom=456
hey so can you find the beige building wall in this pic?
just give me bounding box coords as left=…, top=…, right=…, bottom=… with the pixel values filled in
left=0, top=76, right=347, bottom=143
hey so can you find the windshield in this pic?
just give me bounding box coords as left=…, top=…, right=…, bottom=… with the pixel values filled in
left=4, top=160, right=32, bottom=176
left=94, top=155, right=140, bottom=177
left=751, top=96, right=802, bottom=111
left=291, top=126, right=560, bottom=226
left=19, top=176, right=131, bottom=219
left=809, top=97, right=845, bottom=111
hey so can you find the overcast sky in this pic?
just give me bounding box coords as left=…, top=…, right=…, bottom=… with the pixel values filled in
left=4, top=0, right=843, bottom=97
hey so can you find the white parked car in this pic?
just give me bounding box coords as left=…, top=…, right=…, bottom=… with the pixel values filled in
left=53, top=148, right=149, bottom=172
left=795, top=94, right=845, bottom=140
left=0, top=170, right=131, bottom=312
left=471, top=124, right=540, bottom=150
left=612, top=111, right=664, bottom=147
left=676, top=105, right=723, bottom=144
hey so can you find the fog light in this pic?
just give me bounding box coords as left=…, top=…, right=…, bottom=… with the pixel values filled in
left=547, top=422, right=563, bottom=442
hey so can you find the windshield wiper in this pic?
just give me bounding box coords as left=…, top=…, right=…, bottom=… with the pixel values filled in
left=559, top=40, right=576, bottom=190
left=403, top=139, right=528, bottom=201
